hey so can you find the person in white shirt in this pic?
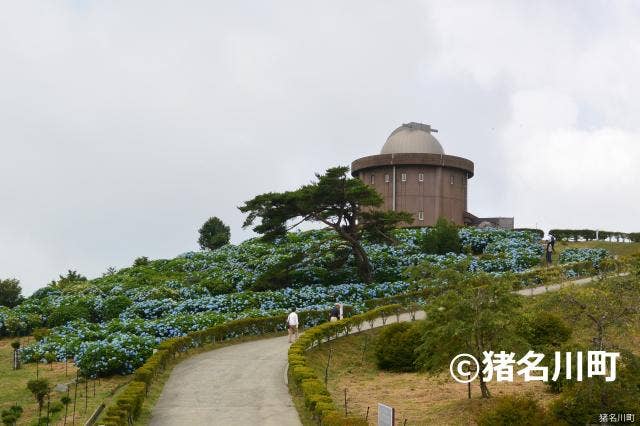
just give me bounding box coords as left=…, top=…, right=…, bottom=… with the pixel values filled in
left=287, top=307, right=299, bottom=343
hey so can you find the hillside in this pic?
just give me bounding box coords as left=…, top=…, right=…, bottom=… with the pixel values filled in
left=0, top=228, right=618, bottom=377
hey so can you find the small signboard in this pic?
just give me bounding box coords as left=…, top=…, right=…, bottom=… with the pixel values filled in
left=378, top=403, right=395, bottom=426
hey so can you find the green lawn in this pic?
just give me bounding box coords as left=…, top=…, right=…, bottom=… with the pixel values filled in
left=0, top=337, right=129, bottom=426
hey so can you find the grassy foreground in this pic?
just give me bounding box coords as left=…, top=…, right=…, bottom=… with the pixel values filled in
left=304, top=328, right=554, bottom=425
left=304, top=278, right=640, bottom=425
left=0, top=337, right=129, bottom=426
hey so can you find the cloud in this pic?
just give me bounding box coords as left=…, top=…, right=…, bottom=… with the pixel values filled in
left=0, top=1, right=638, bottom=294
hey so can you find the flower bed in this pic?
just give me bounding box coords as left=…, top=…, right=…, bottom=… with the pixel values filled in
left=559, top=248, right=609, bottom=266
left=1, top=228, right=555, bottom=376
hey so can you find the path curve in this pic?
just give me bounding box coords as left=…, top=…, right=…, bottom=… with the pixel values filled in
left=150, top=273, right=617, bottom=425
left=150, top=336, right=300, bottom=426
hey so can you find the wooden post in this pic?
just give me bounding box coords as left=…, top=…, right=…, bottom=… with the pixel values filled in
left=344, top=388, right=347, bottom=416
left=361, top=335, right=368, bottom=362
left=46, top=393, right=50, bottom=426
left=72, top=371, right=78, bottom=426
left=324, top=347, right=333, bottom=386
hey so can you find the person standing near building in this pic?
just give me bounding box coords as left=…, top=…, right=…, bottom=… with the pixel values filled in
left=287, top=307, right=299, bottom=343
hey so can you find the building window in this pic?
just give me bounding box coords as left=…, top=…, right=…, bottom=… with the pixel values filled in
left=384, top=174, right=390, bottom=183
left=450, top=175, right=455, bottom=185
left=401, top=173, right=407, bottom=182
left=418, top=173, right=424, bottom=182
left=370, top=174, right=375, bottom=185
left=418, top=211, right=424, bottom=221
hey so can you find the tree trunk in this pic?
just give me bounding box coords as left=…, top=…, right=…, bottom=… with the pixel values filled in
left=479, top=374, right=491, bottom=398
left=596, top=322, right=605, bottom=350
left=349, top=241, right=373, bottom=283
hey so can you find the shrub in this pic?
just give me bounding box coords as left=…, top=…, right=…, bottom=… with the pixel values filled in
left=47, top=302, right=91, bottom=327
left=133, top=256, right=150, bottom=267
left=477, top=395, right=550, bottom=426
left=291, top=366, right=316, bottom=384
left=514, top=228, right=544, bottom=239
left=559, top=248, right=608, bottom=267
left=0, top=278, right=23, bottom=308
left=374, top=322, right=422, bottom=372
left=48, top=401, right=63, bottom=414
left=420, top=218, right=462, bottom=255
left=520, top=311, right=571, bottom=351
left=250, top=253, right=305, bottom=291
left=99, top=295, right=133, bottom=321
left=198, top=216, right=231, bottom=250
left=26, top=379, right=50, bottom=411
left=32, top=328, right=50, bottom=342
left=1, top=405, right=22, bottom=426
left=550, top=350, right=640, bottom=424
left=322, top=412, right=368, bottom=426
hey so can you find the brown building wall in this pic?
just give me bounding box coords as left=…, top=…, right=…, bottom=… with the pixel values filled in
left=353, top=154, right=473, bottom=227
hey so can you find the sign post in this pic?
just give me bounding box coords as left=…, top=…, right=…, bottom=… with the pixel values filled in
left=378, top=403, right=394, bottom=426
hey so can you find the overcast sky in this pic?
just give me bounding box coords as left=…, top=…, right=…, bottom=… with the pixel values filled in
left=2, top=1, right=639, bottom=295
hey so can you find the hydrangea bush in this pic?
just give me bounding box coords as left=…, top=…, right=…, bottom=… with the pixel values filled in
left=559, top=248, right=609, bottom=267
left=2, top=227, right=575, bottom=376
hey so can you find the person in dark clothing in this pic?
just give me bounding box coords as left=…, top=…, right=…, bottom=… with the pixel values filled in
left=550, top=234, right=556, bottom=250
left=330, top=303, right=341, bottom=322
left=545, top=240, right=554, bottom=266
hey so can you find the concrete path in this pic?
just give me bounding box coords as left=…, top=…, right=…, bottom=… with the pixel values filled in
left=514, top=272, right=627, bottom=296
left=150, top=336, right=301, bottom=426
left=150, top=272, right=614, bottom=425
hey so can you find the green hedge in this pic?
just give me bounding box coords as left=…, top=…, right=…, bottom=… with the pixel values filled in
left=508, top=257, right=630, bottom=290
left=99, top=307, right=349, bottom=426
left=549, top=229, right=639, bottom=242
left=288, top=304, right=401, bottom=425
left=364, top=288, right=429, bottom=310
left=514, top=228, right=544, bottom=238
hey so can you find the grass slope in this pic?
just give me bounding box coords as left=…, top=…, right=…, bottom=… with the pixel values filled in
left=0, top=337, right=128, bottom=426
left=304, top=276, right=640, bottom=425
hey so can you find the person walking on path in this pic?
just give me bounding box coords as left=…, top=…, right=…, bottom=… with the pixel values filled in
left=329, top=303, right=341, bottom=322
left=286, top=307, right=299, bottom=343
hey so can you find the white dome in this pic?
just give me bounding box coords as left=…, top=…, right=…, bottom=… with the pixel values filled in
left=380, top=122, right=444, bottom=155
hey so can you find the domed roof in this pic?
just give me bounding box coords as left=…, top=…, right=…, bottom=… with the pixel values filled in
left=380, top=122, right=444, bottom=155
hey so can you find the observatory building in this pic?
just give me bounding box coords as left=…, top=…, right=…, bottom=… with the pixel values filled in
left=351, top=122, right=513, bottom=228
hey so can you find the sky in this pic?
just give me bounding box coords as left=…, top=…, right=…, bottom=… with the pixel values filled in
left=1, top=1, right=639, bottom=295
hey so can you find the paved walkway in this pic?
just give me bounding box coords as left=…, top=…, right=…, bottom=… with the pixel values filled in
left=514, top=272, right=627, bottom=296
left=150, top=336, right=301, bottom=426
left=150, top=273, right=613, bottom=425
